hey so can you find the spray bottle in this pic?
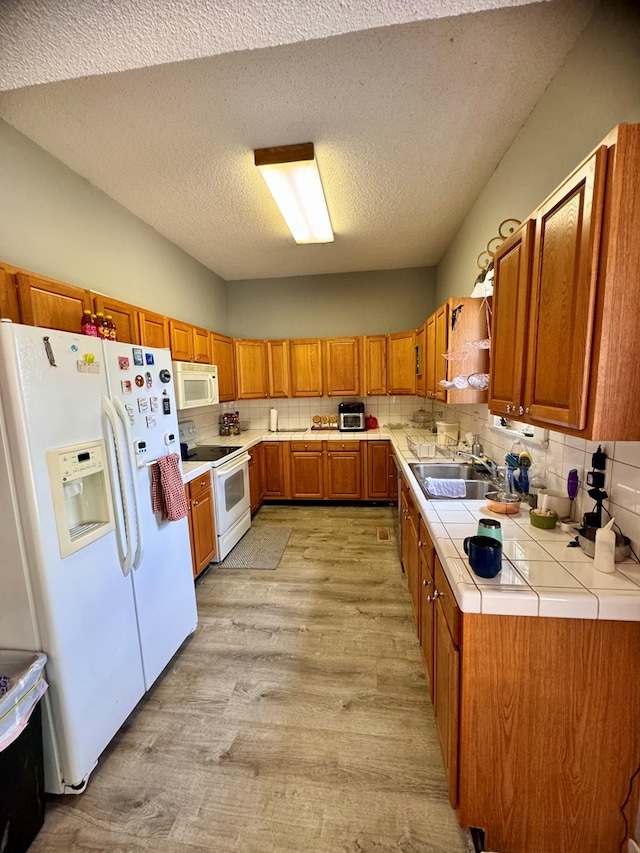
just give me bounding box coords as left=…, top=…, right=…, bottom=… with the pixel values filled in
left=594, top=517, right=616, bottom=574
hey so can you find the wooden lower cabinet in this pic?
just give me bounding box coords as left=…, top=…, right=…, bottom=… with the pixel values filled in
left=366, top=440, right=395, bottom=500
left=400, top=482, right=420, bottom=629
left=324, top=441, right=361, bottom=499
left=407, top=526, right=640, bottom=853
left=248, top=443, right=264, bottom=513
left=262, top=442, right=290, bottom=498
left=419, top=519, right=435, bottom=700
left=185, top=475, right=216, bottom=578
left=290, top=442, right=324, bottom=498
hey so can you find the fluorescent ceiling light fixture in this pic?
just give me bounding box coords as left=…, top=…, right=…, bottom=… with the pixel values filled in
left=254, top=142, right=334, bottom=244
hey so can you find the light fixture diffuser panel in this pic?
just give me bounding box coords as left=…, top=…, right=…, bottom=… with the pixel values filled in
left=256, top=152, right=333, bottom=244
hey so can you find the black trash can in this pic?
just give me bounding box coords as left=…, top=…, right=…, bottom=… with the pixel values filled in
left=0, top=652, right=48, bottom=853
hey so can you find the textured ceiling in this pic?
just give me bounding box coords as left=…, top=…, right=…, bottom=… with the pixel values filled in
left=0, top=0, right=596, bottom=281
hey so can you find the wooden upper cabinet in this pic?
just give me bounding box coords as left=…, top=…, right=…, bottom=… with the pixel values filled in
left=92, top=293, right=140, bottom=344
left=192, top=326, right=212, bottom=363
left=17, top=272, right=91, bottom=334
left=323, top=336, right=362, bottom=397
left=267, top=339, right=290, bottom=398
left=387, top=330, right=416, bottom=395
left=434, top=304, right=448, bottom=402
left=211, top=332, right=236, bottom=402
left=138, top=309, right=169, bottom=349
left=415, top=323, right=426, bottom=396
left=0, top=266, right=19, bottom=322
left=234, top=338, right=268, bottom=399
left=169, top=319, right=194, bottom=361
left=289, top=338, right=323, bottom=397
left=524, top=147, right=606, bottom=431
left=489, top=221, right=534, bottom=418
left=425, top=314, right=437, bottom=399
left=364, top=335, right=387, bottom=396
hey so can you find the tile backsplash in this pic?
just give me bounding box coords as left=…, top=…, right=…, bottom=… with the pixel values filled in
left=181, top=396, right=640, bottom=556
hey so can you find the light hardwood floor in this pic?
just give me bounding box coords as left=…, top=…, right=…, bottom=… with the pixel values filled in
left=32, top=505, right=471, bottom=853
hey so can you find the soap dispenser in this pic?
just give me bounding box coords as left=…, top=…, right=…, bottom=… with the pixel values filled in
left=594, top=517, right=616, bottom=574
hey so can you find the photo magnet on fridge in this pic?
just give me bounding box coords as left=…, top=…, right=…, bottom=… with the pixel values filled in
left=145, top=353, right=155, bottom=365
left=121, top=380, right=132, bottom=394
left=132, top=348, right=144, bottom=366
left=118, top=356, right=130, bottom=370
left=150, top=397, right=159, bottom=412
left=137, top=397, right=149, bottom=413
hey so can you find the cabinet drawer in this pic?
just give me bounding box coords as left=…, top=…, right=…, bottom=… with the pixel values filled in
left=326, top=440, right=360, bottom=451
left=290, top=440, right=321, bottom=452
left=435, top=557, right=461, bottom=646
left=188, top=473, right=211, bottom=500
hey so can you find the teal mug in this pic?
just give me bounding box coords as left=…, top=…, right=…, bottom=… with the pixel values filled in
left=477, top=517, right=502, bottom=543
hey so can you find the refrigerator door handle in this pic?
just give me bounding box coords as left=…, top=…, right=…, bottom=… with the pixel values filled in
left=112, top=396, right=145, bottom=571
left=101, top=395, right=134, bottom=576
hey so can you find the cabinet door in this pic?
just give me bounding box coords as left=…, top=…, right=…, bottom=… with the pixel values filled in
left=267, top=340, right=290, bottom=398
left=169, top=319, right=194, bottom=361
left=0, top=266, right=19, bottom=322
left=193, top=327, right=212, bottom=363
left=235, top=339, right=268, bottom=399
left=406, top=506, right=420, bottom=630
left=290, top=339, right=323, bottom=397
left=190, top=487, right=216, bottom=576
left=290, top=445, right=324, bottom=499
left=324, top=450, right=361, bottom=499
left=138, top=310, right=170, bottom=349
left=524, top=147, right=607, bottom=429
left=388, top=330, right=416, bottom=395
left=364, top=335, right=387, bottom=396
left=415, top=323, right=426, bottom=396
left=366, top=441, right=392, bottom=499
left=425, top=314, right=437, bottom=399
left=211, top=333, right=236, bottom=402
left=419, top=521, right=435, bottom=700
left=489, top=221, right=534, bottom=417
left=17, top=272, right=91, bottom=334
left=92, top=294, right=140, bottom=344
left=262, top=442, right=289, bottom=498
left=323, top=337, right=362, bottom=397
left=434, top=304, right=449, bottom=402
left=434, top=597, right=460, bottom=808
left=248, top=443, right=264, bottom=513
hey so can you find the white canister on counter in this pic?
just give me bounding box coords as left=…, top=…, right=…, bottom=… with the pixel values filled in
left=539, top=489, right=571, bottom=519
left=594, top=518, right=616, bottom=573
left=269, top=408, right=278, bottom=432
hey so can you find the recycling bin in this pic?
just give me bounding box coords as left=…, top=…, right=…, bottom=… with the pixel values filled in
left=0, top=651, right=48, bottom=853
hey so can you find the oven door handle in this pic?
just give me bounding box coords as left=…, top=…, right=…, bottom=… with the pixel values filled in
left=211, top=452, right=251, bottom=478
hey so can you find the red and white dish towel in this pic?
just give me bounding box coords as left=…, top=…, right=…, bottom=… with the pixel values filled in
left=151, top=453, right=188, bottom=521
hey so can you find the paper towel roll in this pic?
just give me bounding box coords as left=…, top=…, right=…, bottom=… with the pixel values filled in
left=269, top=408, right=278, bottom=432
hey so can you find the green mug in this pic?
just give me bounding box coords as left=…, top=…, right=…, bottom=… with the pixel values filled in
left=477, top=517, right=502, bottom=543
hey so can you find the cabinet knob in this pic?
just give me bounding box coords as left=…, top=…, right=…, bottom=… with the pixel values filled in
left=432, top=590, right=444, bottom=600
left=525, top=406, right=530, bottom=414
left=194, top=500, right=199, bottom=506
left=422, top=579, right=430, bottom=587
left=506, top=404, right=511, bottom=413
left=518, top=405, right=525, bottom=415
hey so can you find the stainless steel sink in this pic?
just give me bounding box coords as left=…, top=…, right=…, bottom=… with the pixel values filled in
left=277, top=427, right=309, bottom=433
left=409, top=462, right=493, bottom=500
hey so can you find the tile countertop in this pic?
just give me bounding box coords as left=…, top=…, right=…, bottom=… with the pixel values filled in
left=388, top=429, right=640, bottom=622
left=180, top=428, right=389, bottom=483
left=180, top=426, right=640, bottom=620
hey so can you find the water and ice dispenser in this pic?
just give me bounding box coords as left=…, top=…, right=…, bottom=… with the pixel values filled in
left=46, top=440, right=115, bottom=558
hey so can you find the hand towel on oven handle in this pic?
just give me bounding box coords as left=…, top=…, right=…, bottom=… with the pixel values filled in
left=151, top=453, right=188, bottom=521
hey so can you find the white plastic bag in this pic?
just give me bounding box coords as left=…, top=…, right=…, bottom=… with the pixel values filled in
left=0, top=651, right=48, bottom=752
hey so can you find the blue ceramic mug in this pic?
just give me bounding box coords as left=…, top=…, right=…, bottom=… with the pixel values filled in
left=463, top=535, right=502, bottom=579
left=477, top=517, right=502, bottom=542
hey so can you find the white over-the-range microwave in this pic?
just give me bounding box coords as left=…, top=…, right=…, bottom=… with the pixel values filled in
left=172, top=361, right=219, bottom=410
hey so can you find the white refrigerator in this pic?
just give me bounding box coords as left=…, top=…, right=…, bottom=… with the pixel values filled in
left=0, top=321, right=197, bottom=793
